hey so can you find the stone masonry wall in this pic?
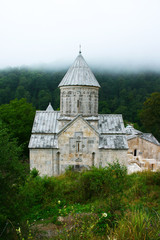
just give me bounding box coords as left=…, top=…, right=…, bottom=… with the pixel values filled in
left=58, top=117, right=99, bottom=174
left=99, top=149, right=128, bottom=167
left=127, top=137, right=160, bottom=161
left=60, top=86, right=99, bottom=117
left=30, top=149, right=58, bottom=176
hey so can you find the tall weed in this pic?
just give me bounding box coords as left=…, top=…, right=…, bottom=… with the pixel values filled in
left=112, top=207, right=160, bottom=240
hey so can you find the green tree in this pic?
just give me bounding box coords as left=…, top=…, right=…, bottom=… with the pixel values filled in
left=140, top=92, right=160, bottom=141
left=38, top=90, right=52, bottom=110
left=0, top=123, right=27, bottom=239
left=15, top=86, right=30, bottom=101
left=99, top=101, right=111, bottom=114
left=0, top=98, right=35, bottom=155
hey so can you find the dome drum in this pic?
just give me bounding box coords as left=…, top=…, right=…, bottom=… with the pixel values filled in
left=60, top=85, right=99, bottom=117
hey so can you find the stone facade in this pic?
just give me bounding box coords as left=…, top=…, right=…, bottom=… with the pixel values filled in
left=58, top=117, right=99, bottom=172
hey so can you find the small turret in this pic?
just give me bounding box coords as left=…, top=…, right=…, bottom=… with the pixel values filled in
left=46, top=102, right=54, bottom=111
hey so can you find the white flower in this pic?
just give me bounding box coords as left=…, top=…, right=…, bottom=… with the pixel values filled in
left=16, top=227, right=21, bottom=233
left=102, top=212, right=107, bottom=217
left=58, top=200, right=61, bottom=204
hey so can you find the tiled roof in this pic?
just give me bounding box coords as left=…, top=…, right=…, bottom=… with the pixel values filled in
left=58, top=53, right=100, bottom=87
left=29, top=134, right=58, bottom=148
left=99, top=135, right=128, bottom=149
left=98, top=114, right=126, bottom=134
left=32, top=111, right=60, bottom=133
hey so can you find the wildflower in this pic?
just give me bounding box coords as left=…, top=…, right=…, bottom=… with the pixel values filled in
left=58, top=200, right=61, bottom=204
left=102, top=212, right=107, bottom=217
left=17, top=227, right=21, bottom=233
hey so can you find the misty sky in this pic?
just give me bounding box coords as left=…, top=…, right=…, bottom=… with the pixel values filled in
left=0, top=0, right=160, bottom=71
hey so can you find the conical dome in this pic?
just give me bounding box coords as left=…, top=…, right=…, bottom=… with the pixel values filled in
left=58, top=53, right=100, bottom=88
left=46, top=103, right=54, bottom=111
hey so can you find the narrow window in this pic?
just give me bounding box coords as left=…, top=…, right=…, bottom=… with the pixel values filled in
left=56, top=152, right=60, bottom=175
left=76, top=142, right=80, bottom=152
left=77, top=100, right=79, bottom=107
left=76, top=139, right=81, bottom=153
left=151, top=164, right=154, bottom=170
left=134, top=149, right=137, bottom=156
left=92, top=152, right=95, bottom=166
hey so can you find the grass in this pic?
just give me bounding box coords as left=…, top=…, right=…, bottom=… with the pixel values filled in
left=5, top=162, right=160, bottom=239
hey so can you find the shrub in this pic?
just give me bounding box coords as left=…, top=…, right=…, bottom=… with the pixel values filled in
left=78, top=161, right=127, bottom=201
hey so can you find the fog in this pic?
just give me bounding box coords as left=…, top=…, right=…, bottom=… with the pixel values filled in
left=0, top=0, right=160, bottom=71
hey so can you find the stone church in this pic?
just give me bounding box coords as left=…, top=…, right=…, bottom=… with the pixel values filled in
left=29, top=51, right=129, bottom=176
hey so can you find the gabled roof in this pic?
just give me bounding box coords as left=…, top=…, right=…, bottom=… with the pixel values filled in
left=127, top=133, right=160, bottom=146
left=57, top=114, right=99, bottom=136
left=142, top=133, right=160, bottom=145
left=32, top=111, right=60, bottom=133
left=58, top=53, right=100, bottom=88
left=126, top=125, right=160, bottom=146
left=98, top=114, right=126, bottom=134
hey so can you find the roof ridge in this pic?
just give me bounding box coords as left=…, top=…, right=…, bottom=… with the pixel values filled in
left=57, top=114, right=99, bottom=136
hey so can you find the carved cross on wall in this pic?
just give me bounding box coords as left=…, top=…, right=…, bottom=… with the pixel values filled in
left=69, top=132, right=87, bottom=154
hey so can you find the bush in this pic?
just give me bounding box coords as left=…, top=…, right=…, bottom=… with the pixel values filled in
left=78, top=161, right=127, bottom=201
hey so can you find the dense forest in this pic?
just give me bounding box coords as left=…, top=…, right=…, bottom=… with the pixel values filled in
left=0, top=68, right=160, bottom=122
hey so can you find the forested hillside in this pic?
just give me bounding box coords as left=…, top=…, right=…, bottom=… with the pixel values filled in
left=0, top=68, right=160, bottom=123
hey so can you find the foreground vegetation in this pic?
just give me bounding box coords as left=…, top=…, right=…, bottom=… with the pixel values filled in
left=1, top=159, right=160, bottom=239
